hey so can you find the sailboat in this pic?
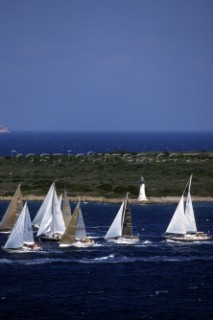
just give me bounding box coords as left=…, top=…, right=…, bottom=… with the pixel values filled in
left=164, top=175, right=212, bottom=242
left=36, top=183, right=65, bottom=241
left=59, top=201, right=94, bottom=248
left=0, top=183, right=23, bottom=233
left=105, top=192, right=140, bottom=244
left=2, top=202, right=41, bottom=253
left=60, top=189, right=72, bottom=228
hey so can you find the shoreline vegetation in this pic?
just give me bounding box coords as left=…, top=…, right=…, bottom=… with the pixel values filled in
left=0, top=151, right=213, bottom=203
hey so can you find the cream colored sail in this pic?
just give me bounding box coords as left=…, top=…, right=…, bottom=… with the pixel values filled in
left=61, top=189, right=72, bottom=227
left=0, top=183, right=23, bottom=231
left=60, top=201, right=80, bottom=245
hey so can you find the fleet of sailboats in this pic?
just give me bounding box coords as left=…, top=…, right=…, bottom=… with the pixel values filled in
left=105, top=192, right=140, bottom=244
left=164, top=175, right=212, bottom=242
left=0, top=176, right=212, bottom=254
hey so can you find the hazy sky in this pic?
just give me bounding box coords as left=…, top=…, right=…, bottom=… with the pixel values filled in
left=1, top=0, right=213, bottom=131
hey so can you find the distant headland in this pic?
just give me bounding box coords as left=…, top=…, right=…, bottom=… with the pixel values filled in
left=0, top=125, right=10, bottom=133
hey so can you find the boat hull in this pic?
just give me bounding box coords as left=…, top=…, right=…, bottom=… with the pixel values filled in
left=39, top=233, right=62, bottom=241
left=164, top=232, right=212, bottom=242
left=0, top=230, right=11, bottom=234
left=59, top=238, right=95, bottom=248
left=106, top=236, right=140, bottom=245
left=1, top=246, right=41, bottom=253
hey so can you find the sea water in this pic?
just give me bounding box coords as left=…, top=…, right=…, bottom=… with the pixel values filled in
left=0, top=131, right=213, bottom=156
left=0, top=201, right=213, bottom=319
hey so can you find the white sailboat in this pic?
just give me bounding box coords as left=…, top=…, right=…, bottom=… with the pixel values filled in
left=2, top=202, right=41, bottom=253
left=59, top=201, right=94, bottom=248
left=36, top=183, right=65, bottom=241
left=164, top=175, right=212, bottom=242
left=105, top=193, right=140, bottom=244
left=0, top=183, right=23, bottom=233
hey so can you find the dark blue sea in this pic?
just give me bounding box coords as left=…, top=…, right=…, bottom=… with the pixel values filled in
left=0, top=131, right=213, bottom=156
left=0, top=201, right=213, bottom=320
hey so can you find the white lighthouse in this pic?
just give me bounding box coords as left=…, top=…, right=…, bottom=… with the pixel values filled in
left=138, top=176, right=147, bottom=201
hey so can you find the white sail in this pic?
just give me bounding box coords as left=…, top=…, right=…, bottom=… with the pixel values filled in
left=23, top=204, right=35, bottom=244
left=51, top=190, right=65, bottom=234
left=185, top=190, right=197, bottom=233
left=164, top=174, right=212, bottom=242
left=37, top=185, right=65, bottom=237
left=75, top=208, right=87, bottom=239
left=58, top=193, right=62, bottom=206
left=165, top=195, right=186, bottom=235
left=33, top=183, right=55, bottom=227
left=105, top=202, right=124, bottom=239
left=4, top=203, right=34, bottom=249
left=37, top=191, right=54, bottom=237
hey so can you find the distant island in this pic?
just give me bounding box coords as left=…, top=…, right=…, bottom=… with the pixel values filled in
left=0, top=125, right=10, bottom=133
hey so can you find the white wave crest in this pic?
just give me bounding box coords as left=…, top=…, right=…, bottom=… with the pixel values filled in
left=94, top=254, right=115, bottom=261
left=0, top=257, right=71, bottom=265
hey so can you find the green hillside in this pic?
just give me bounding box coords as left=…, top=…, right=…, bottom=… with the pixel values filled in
left=0, top=151, right=213, bottom=198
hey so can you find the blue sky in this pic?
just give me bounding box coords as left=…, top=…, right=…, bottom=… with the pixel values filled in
left=0, top=0, right=213, bottom=131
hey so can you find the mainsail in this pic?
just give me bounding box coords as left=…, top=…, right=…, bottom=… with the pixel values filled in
left=122, top=198, right=133, bottom=237
left=0, top=183, right=23, bottom=231
left=60, top=201, right=80, bottom=245
left=184, top=175, right=197, bottom=233
left=33, top=183, right=55, bottom=227
left=51, top=190, right=66, bottom=234
left=61, top=189, right=72, bottom=227
left=75, top=208, right=87, bottom=239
